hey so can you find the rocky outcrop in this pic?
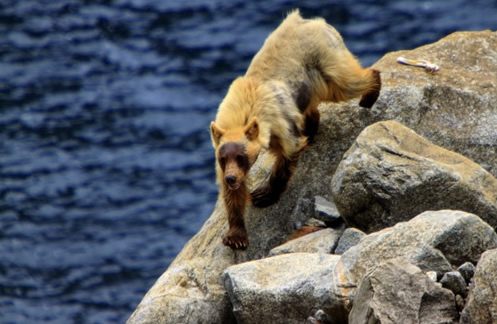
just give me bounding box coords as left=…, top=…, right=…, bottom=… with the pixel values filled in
left=331, top=120, right=497, bottom=233
left=221, top=210, right=497, bottom=324
left=128, top=31, right=497, bottom=324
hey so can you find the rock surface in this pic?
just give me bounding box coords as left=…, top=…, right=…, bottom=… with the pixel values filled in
left=440, top=271, right=467, bottom=297
left=127, top=31, right=497, bottom=324
left=457, top=262, right=475, bottom=284
left=336, top=210, right=497, bottom=312
left=221, top=210, right=496, bottom=324
left=268, top=228, right=343, bottom=256
left=331, top=120, right=497, bottom=233
left=460, top=249, right=497, bottom=324
left=223, top=253, right=342, bottom=324
left=334, top=227, right=365, bottom=255
left=349, top=259, right=458, bottom=324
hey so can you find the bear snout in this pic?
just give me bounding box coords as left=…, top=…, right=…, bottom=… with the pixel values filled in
left=225, top=175, right=237, bottom=185
left=225, top=175, right=241, bottom=190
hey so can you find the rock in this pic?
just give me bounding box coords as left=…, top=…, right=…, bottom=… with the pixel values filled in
left=128, top=31, right=497, bottom=323
left=457, top=262, right=476, bottom=284
left=313, top=196, right=342, bottom=226
left=222, top=253, right=343, bottom=324
left=336, top=210, right=497, bottom=312
left=334, top=228, right=365, bottom=255
left=460, top=249, right=497, bottom=323
left=440, top=271, right=467, bottom=297
left=426, top=271, right=438, bottom=282
left=306, top=309, right=333, bottom=324
left=370, top=30, right=497, bottom=179
left=331, top=120, right=497, bottom=233
left=313, top=309, right=333, bottom=324
left=303, top=217, right=327, bottom=228
left=349, top=259, right=458, bottom=324
left=269, top=227, right=343, bottom=256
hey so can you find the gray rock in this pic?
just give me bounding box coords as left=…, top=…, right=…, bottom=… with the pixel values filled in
left=349, top=259, right=458, bottom=324
left=370, top=30, right=497, bottom=179
left=426, top=271, right=438, bottom=282
left=306, top=309, right=333, bottom=324
left=441, top=271, right=467, bottom=297
left=457, top=262, right=476, bottom=284
left=460, top=249, right=497, bottom=323
left=313, top=309, right=333, bottom=323
left=331, top=120, right=497, bottom=233
left=313, top=196, right=342, bottom=226
left=337, top=210, right=497, bottom=312
left=223, top=253, right=343, bottom=324
left=334, top=227, right=365, bottom=254
left=304, top=217, right=327, bottom=228
left=268, top=228, right=343, bottom=256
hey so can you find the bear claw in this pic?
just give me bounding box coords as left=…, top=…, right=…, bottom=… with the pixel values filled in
left=223, top=233, right=248, bottom=250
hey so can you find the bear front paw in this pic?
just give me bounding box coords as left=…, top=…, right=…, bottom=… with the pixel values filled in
left=223, top=230, right=248, bottom=250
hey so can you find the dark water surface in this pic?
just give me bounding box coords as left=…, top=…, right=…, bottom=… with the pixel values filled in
left=1, top=0, right=496, bottom=323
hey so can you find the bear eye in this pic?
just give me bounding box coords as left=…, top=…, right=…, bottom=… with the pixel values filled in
left=236, top=154, right=245, bottom=165
left=219, top=157, right=226, bottom=167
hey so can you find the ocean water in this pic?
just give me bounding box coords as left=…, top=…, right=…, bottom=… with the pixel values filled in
left=1, top=0, right=496, bottom=323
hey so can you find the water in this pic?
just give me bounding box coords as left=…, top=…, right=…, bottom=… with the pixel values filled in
left=1, top=0, right=496, bottom=323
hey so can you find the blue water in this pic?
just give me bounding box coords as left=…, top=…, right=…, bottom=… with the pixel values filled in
left=1, top=0, right=496, bottom=323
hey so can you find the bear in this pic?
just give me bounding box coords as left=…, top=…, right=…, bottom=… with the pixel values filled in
left=210, top=10, right=381, bottom=250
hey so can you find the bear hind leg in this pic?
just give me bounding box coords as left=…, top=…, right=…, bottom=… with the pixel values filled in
left=359, top=69, right=381, bottom=108
left=303, top=105, right=320, bottom=144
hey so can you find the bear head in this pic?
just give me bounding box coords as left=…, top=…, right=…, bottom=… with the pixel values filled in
left=210, top=117, right=261, bottom=190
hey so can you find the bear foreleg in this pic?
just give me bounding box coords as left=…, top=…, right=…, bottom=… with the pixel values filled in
left=222, top=184, right=249, bottom=249
left=251, top=142, right=300, bottom=208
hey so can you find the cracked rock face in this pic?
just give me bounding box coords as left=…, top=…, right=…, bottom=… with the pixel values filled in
left=331, top=120, right=497, bottom=233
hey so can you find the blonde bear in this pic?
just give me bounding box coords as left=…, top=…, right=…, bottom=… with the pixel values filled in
left=210, top=10, right=381, bottom=249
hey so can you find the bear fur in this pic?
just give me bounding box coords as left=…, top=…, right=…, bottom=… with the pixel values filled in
left=210, top=10, right=381, bottom=249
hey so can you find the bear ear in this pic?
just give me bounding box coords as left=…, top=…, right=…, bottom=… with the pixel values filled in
left=210, top=122, right=225, bottom=147
left=244, top=117, right=259, bottom=141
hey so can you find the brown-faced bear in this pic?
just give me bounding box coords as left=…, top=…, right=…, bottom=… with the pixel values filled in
left=210, top=10, right=381, bottom=249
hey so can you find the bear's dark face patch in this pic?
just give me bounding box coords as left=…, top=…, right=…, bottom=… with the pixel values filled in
left=218, top=142, right=249, bottom=172
left=218, top=142, right=250, bottom=190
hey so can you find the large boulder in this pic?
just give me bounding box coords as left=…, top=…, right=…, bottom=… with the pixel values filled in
left=331, top=120, right=497, bottom=233
left=367, top=30, right=497, bottom=178
left=349, top=259, right=458, bottom=324
left=460, top=248, right=497, bottom=324
left=223, top=253, right=342, bottom=324
left=128, top=30, right=497, bottom=324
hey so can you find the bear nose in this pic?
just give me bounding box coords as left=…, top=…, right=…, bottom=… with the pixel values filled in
left=225, top=175, right=237, bottom=185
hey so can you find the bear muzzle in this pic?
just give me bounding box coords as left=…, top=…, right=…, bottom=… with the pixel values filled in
left=225, top=175, right=241, bottom=190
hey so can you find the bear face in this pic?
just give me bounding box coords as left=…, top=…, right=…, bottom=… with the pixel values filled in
left=217, top=142, right=249, bottom=190
left=211, top=117, right=261, bottom=191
